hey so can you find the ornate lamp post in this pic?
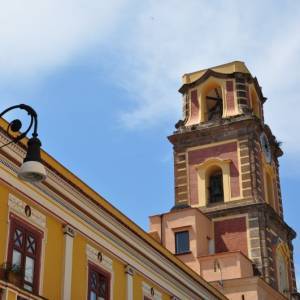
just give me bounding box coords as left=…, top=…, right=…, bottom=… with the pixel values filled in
left=0, top=104, right=46, bottom=182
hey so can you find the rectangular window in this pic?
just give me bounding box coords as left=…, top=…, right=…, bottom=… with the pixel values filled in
left=8, top=216, right=42, bottom=294
left=88, top=264, right=110, bottom=300
left=175, top=231, right=190, bottom=254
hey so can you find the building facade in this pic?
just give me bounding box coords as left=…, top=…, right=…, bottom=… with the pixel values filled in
left=0, top=122, right=226, bottom=298
left=149, top=61, right=299, bottom=300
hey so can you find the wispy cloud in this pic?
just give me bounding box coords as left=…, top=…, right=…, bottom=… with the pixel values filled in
left=0, top=0, right=127, bottom=82
left=110, top=0, right=300, bottom=154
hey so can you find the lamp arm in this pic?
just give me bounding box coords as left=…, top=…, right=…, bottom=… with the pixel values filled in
left=0, top=104, right=39, bottom=147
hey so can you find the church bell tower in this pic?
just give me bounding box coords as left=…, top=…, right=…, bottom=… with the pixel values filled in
left=149, top=61, right=299, bottom=299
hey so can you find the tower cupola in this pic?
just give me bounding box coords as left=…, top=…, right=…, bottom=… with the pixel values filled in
left=176, top=61, right=266, bottom=129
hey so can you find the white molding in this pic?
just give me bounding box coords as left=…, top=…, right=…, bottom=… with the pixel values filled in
left=8, top=193, right=46, bottom=229
left=86, top=244, right=113, bottom=272
left=125, top=265, right=134, bottom=300
left=62, top=225, right=75, bottom=300
left=142, top=282, right=162, bottom=300
left=86, top=244, right=114, bottom=300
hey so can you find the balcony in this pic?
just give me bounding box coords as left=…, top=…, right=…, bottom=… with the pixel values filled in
left=198, top=251, right=253, bottom=282
left=0, top=280, right=47, bottom=300
left=0, top=265, right=47, bottom=300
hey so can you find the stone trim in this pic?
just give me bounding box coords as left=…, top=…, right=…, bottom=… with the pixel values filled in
left=86, top=244, right=114, bottom=300
left=62, top=225, right=75, bottom=300
left=142, top=282, right=162, bottom=300
left=125, top=265, right=134, bottom=300
left=86, top=244, right=113, bottom=272
left=174, top=152, right=188, bottom=205
left=8, top=193, right=46, bottom=229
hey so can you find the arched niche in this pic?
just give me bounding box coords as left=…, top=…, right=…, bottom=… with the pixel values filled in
left=196, top=158, right=231, bottom=206
left=206, top=165, right=224, bottom=204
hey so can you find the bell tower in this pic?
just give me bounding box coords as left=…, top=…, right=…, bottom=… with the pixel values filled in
left=149, top=61, right=299, bottom=299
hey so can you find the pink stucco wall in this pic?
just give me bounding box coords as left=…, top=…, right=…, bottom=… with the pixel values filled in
left=199, top=251, right=253, bottom=282
left=149, top=208, right=213, bottom=274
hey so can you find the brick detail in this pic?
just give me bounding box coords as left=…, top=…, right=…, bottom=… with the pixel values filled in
left=214, top=217, right=248, bottom=256
left=239, top=140, right=253, bottom=199
left=174, top=152, right=188, bottom=205
left=251, top=138, right=265, bottom=203
left=235, top=74, right=250, bottom=113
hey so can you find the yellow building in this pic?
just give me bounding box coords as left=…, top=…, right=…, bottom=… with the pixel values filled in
left=0, top=116, right=226, bottom=299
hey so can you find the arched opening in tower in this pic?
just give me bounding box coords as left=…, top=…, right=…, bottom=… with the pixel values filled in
left=206, top=166, right=224, bottom=204
left=206, top=86, right=223, bottom=121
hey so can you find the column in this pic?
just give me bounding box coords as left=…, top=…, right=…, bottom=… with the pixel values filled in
left=62, top=225, right=75, bottom=300
left=125, top=265, right=134, bottom=300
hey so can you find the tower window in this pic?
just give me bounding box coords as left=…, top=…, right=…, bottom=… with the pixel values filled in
left=208, top=170, right=224, bottom=203
left=175, top=231, right=190, bottom=254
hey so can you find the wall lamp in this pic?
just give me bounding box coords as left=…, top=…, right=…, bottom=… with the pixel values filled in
left=0, top=104, right=46, bottom=183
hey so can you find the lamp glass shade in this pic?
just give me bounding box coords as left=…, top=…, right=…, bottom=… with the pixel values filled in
left=18, top=160, right=46, bottom=182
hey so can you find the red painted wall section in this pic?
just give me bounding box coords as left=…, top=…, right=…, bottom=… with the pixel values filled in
left=214, top=217, right=248, bottom=256
left=188, top=142, right=240, bottom=206
left=226, top=81, right=235, bottom=114
left=188, top=89, right=199, bottom=125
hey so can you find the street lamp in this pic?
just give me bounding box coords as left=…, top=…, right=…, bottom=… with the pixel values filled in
left=0, top=104, right=46, bottom=183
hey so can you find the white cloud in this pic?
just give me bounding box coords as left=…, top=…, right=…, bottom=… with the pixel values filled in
left=0, top=0, right=127, bottom=81
left=112, top=0, right=300, bottom=154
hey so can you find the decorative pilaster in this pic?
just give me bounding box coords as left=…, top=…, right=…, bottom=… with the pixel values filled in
left=125, top=265, right=134, bottom=300
left=62, top=225, right=75, bottom=300
left=235, top=73, right=250, bottom=114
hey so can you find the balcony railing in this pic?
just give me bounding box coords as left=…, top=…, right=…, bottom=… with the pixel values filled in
left=0, top=280, right=47, bottom=300
left=0, top=265, right=47, bottom=300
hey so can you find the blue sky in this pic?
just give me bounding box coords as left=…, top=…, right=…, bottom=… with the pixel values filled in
left=1, top=0, right=300, bottom=287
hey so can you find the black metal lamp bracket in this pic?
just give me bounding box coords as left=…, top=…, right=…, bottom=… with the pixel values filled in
left=0, top=104, right=38, bottom=149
